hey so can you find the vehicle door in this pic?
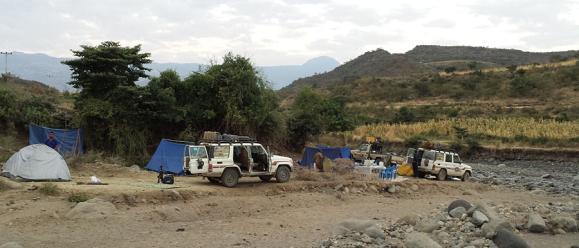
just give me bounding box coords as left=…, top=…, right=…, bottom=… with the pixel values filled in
left=208, top=145, right=232, bottom=171
left=421, top=150, right=435, bottom=169
left=443, top=153, right=457, bottom=175
left=249, top=145, right=269, bottom=173
left=452, top=154, right=464, bottom=175
left=186, top=145, right=209, bottom=174
left=406, top=148, right=416, bottom=164
left=431, top=152, right=445, bottom=171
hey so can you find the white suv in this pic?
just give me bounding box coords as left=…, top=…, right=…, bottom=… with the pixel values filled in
left=407, top=148, right=472, bottom=181
left=183, top=135, right=294, bottom=187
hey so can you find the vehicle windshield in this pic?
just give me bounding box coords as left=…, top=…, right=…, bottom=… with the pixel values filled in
left=358, top=144, right=370, bottom=151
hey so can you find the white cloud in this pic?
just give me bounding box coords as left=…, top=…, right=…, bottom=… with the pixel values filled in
left=0, top=0, right=577, bottom=65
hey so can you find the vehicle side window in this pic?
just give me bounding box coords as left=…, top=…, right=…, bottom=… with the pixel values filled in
left=212, top=146, right=230, bottom=159
left=423, top=151, right=435, bottom=160
left=453, top=155, right=460, bottom=163
left=445, top=154, right=452, bottom=162
left=435, top=152, right=444, bottom=161
left=250, top=145, right=266, bottom=155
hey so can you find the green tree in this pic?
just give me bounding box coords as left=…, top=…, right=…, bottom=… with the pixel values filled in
left=62, top=41, right=152, bottom=156
left=393, top=107, right=415, bottom=123
left=287, top=87, right=324, bottom=147
left=62, top=41, right=151, bottom=97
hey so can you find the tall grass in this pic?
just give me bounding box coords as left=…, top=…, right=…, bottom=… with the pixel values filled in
left=341, top=117, right=579, bottom=147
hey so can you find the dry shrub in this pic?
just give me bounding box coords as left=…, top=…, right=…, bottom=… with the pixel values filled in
left=333, top=158, right=354, bottom=174
left=295, top=165, right=378, bottom=182
left=39, top=183, right=61, bottom=196
left=68, top=192, right=90, bottom=203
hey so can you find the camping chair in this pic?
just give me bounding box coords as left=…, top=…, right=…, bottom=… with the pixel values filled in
left=379, top=165, right=398, bottom=180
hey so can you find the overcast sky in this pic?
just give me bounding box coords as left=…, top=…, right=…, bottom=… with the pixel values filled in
left=1, top=0, right=578, bottom=65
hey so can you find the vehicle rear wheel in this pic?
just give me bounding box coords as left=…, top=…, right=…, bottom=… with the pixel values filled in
left=437, top=169, right=447, bottom=181
left=275, top=166, right=291, bottom=183
left=221, top=168, right=239, bottom=187
left=461, top=171, right=471, bottom=181
left=259, top=175, right=272, bottom=182
left=207, top=177, right=220, bottom=184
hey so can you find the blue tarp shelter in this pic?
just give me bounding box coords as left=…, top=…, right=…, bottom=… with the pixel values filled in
left=146, top=139, right=192, bottom=175
left=300, top=145, right=351, bottom=167
left=28, top=123, right=83, bottom=156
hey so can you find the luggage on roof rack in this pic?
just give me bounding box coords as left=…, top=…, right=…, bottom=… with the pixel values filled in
left=200, top=131, right=256, bottom=143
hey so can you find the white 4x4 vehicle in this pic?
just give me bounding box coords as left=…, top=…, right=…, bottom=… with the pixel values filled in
left=407, top=148, right=472, bottom=181
left=184, top=135, right=293, bottom=187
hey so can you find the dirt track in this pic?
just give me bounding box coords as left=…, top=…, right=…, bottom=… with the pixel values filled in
left=1, top=163, right=578, bottom=248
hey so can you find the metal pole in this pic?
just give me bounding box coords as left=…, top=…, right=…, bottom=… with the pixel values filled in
left=0, top=52, right=13, bottom=74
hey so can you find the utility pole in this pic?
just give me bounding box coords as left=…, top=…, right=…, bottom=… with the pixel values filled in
left=1, top=52, right=13, bottom=74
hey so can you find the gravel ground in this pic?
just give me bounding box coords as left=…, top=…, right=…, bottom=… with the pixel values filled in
left=469, top=160, right=579, bottom=196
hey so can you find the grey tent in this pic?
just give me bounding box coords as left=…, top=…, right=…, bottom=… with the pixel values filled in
left=2, top=144, right=71, bottom=181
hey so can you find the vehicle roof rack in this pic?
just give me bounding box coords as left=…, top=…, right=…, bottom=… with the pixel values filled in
left=199, top=133, right=257, bottom=144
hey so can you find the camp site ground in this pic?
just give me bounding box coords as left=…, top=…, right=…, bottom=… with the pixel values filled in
left=2, top=155, right=579, bottom=248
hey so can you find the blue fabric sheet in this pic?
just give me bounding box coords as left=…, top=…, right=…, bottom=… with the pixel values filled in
left=146, top=139, right=187, bottom=175
left=299, top=146, right=351, bottom=167
left=28, top=123, right=83, bottom=156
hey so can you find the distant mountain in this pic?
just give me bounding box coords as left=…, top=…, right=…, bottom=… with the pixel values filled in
left=280, top=45, right=579, bottom=96
left=0, top=52, right=340, bottom=91
left=280, top=49, right=431, bottom=93
left=406, top=45, right=578, bottom=66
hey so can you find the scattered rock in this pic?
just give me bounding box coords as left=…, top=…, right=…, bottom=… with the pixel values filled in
left=471, top=211, right=489, bottom=226
left=497, top=164, right=506, bottom=168
left=387, top=185, right=396, bottom=194
left=525, top=213, right=546, bottom=233
left=404, top=232, right=442, bottom=248
left=492, top=227, right=530, bottom=248
left=448, top=199, right=472, bottom=214
left=168, top=190, right=183, bottom=201
left=550, top=216, right=578, bottom=232
left=541, top=174, right=552, bottom=179
left=410, top=184, right=419, bottom=191
left=337, top=219, right=385, bottom=240
left=65, top=198, right=116, bottom=219
left=368, top=185, right=379, bottom=193
left=176, top=228, right=185, bottom=232
left=397, top=214, right=419, bottom=226
left=0, top=242, right=23, bottom=248
left=415, top=220, right=441, bottom=233
left=449, top=207, right=467, bottom=218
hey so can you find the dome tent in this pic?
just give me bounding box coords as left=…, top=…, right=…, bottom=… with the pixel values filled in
left=2, top=144, right=71, bottom=181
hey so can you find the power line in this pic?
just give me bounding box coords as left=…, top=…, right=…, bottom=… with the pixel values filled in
left=1, top=52, right=13, bottom=74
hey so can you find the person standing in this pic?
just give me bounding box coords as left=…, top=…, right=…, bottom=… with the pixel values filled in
left=44, top=131, right=61, bottom=151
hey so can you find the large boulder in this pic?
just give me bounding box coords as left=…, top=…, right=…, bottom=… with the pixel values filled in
left=65, top=198, right=117, bottom=219
left=448, top=199, right=472, bottom=214
left=405, top=232, right=442, bottom=248
left=525, top=213, right=546, bottom=233
left=492, top=227, right=530, bottom=248
left=336, top=219, right=385, bottom=239
left=471, top=211, right=490, bottom=226
left=449, top=207, right=467, bottom=218
left=481, top=219, right=514, bottom=239
left=550, top=216, right=578, bottom=233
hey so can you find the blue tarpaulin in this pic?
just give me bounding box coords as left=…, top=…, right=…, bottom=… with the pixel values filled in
left=146, top=139, right=189, bottom=175
left=28, top=123, right=83, bottom=156
left=300, top=145, right=351, bottom=167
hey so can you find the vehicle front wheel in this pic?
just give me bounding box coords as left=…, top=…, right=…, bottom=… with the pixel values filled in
left=259, top=175, right=272, bottom=182
left=461, top=171, right=471, bottom=181
left=221, top=168, right=239, bottom=187
left=437, top=169, right=447, bottom=181
left=275, top=166, right=291, bottom=183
